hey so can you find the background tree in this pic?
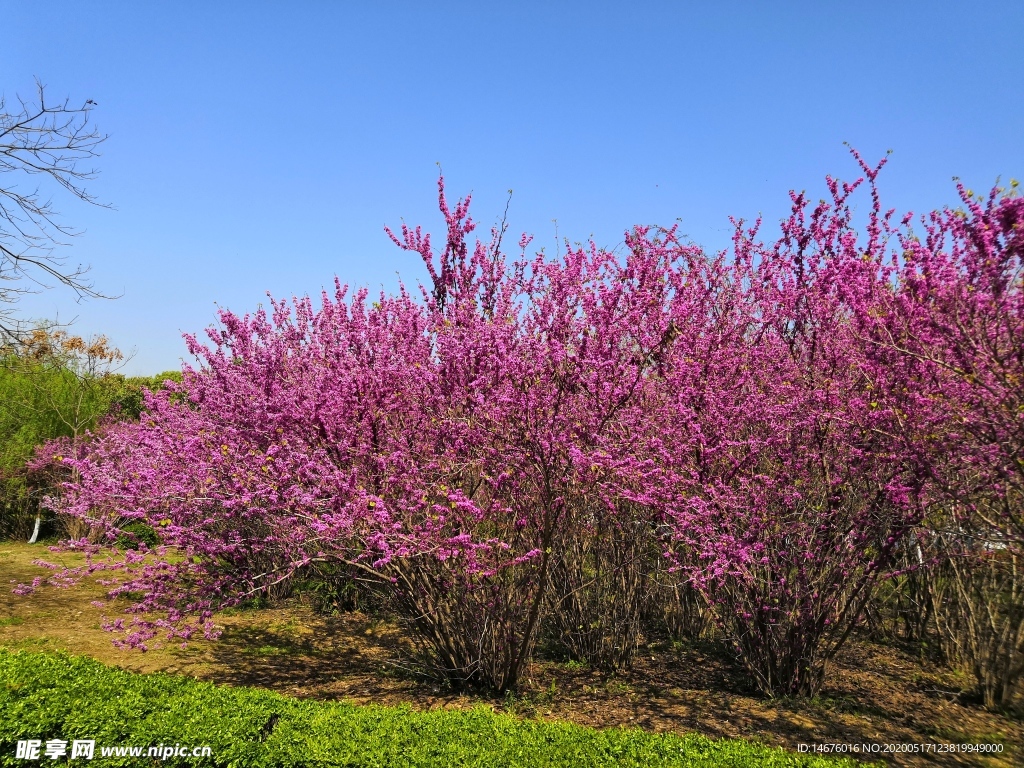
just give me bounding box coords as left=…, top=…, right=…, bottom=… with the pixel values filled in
left=0, top=328, right=124, bottom=541
left=1, top=78, right=110, bottom=342
left=0, top=324, right=178, bottom=542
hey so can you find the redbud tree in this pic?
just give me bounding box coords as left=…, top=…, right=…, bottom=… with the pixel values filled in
left=631, top=154, right=934, bottom=696
left=25, top=156, right=1016, bottom=700
left=32, top=180, right=691, bottom=691
left=859, top=180, right=1024, bottom=708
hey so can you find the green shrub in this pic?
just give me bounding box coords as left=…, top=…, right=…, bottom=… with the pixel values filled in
left=114, top=521, right=160, bottom=550
left=0, top=649, right=867, bottom=767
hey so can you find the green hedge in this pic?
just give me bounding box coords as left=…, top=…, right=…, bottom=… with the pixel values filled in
left=0, top=649, right=863, bottom=767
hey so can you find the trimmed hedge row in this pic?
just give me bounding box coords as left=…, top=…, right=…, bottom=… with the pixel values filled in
left=0, top=649, right=862, bottom=767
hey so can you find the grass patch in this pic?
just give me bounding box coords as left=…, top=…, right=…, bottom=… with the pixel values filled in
left=243, top=644, right=300, bottom=657
left=0, top=649, right=866, bottom=767
left=6, top=637, right=50, bottom=648
left=0, top=619, right=24, bottom=628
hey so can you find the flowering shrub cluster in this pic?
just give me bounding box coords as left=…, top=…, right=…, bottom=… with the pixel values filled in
left=26, top=152, right=1023, bottom=700
left=861, top=178, right=1024, bottom=708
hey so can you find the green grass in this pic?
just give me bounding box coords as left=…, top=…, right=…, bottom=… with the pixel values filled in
left=0, top=648, right=869, bottom=767
left=4, top=637, right=49, bottom=648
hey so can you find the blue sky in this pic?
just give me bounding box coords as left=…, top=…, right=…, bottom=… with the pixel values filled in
left=4, top=1, right=1022, bottom=374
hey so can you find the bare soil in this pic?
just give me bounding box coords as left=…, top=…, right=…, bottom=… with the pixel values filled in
left=2, top=543, right=1020, bottom=767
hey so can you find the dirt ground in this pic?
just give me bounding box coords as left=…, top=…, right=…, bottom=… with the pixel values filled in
left=2, top=543, right=1020, bottom=767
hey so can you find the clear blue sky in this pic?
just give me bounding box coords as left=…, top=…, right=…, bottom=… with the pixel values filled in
left=4, top=1, right=1022, bottom=375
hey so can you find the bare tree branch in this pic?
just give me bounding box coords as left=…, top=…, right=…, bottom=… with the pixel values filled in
left=0, top=78, right=114, bottom=342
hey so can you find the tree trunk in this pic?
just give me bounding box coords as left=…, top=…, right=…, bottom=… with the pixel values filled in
left=27, top=514, right=41, bottom=544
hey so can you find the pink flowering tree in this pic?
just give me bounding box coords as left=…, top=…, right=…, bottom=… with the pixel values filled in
left=871, top=181, right=1024, bottom=544
left=26, top=284, right=440, bottom=646
left=861, top=181, right=1024, bottom=708
left=637, top=154, right=931, bottom=696
left=29, top=179, right=689, bottom=691
left=379, top=185, right=694, bottom=688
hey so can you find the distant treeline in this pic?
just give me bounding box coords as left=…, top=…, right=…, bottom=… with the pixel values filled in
left=0, top=327, right=180, bottom=540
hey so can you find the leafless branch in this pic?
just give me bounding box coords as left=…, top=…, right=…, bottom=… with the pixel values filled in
left=0, top=78, right=114, bottom=342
